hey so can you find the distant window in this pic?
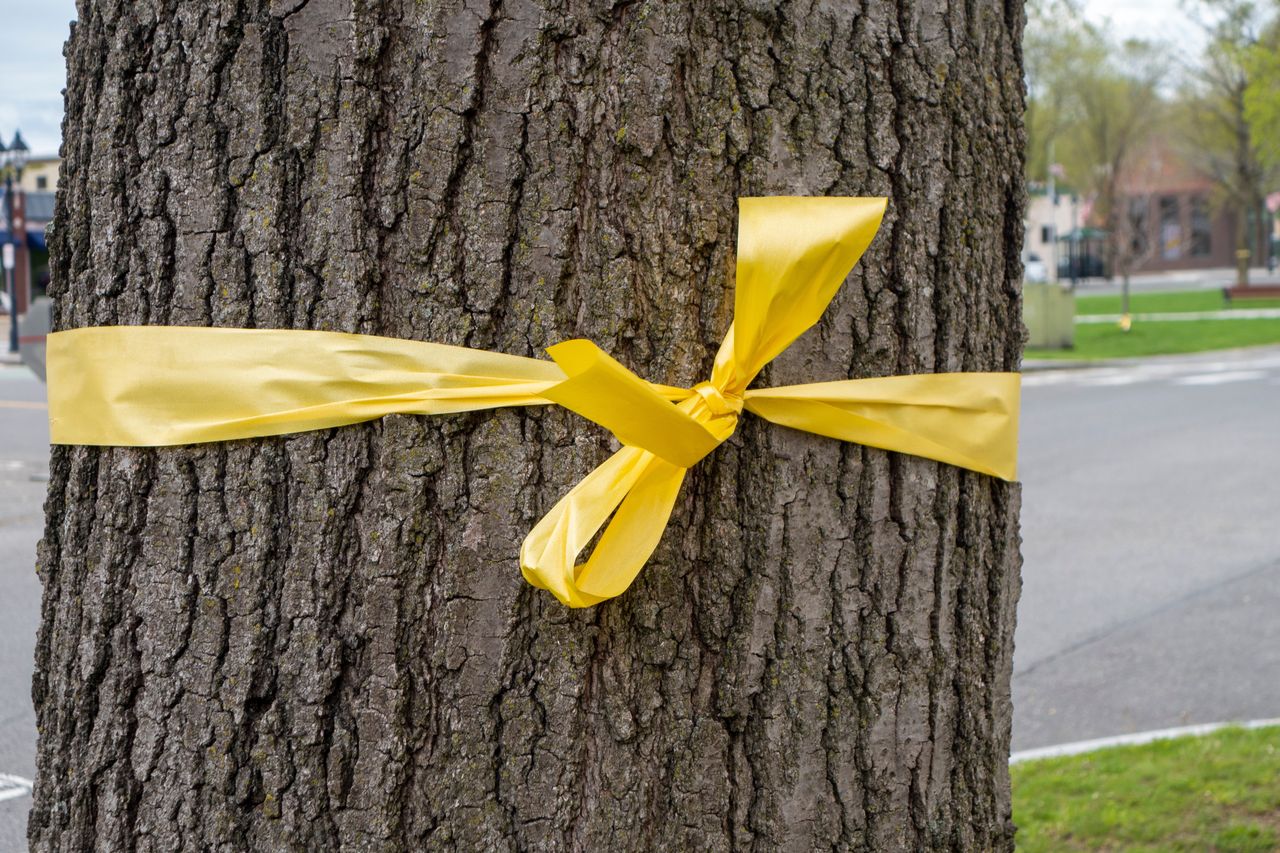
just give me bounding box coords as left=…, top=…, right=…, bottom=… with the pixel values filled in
left=1190, top=196, right=1212, bottom=257
left=1041, top=225, right=1054, bottom=244
left=1159, top=196, right=1181, bottom=260
left=35, top=175, right=48, bottom=190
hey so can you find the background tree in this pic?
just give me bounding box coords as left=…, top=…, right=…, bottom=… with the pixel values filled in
left=1024, top=4, right=1168, bottom=284
left=1179, top=0, right=1280, bottom=284
left=1243, top=11, right=1280, bottom=176
left=1025, top=0, right=1090, bottom=183
left=1112, top=157, right=1165, bottom=319
left=31, top=1, right=1025, bottom=850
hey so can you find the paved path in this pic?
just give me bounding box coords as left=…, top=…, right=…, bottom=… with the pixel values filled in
left=1014, top=346, right=1280, bottom=749
left=1077, top=308, right=1280, bottom=323
left=1068, top=266, right=1278, bottom=295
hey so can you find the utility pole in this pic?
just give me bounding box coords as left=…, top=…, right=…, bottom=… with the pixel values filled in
left=2, top=130, right=30, bottom=353
left=1048, top=141, right=1059, bottom=284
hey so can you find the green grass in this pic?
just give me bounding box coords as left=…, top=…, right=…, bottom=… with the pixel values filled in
left=1013, top=725, right=1280, bottom=853
left=1027, top=317, right=1280, bottom=359
left=1075, top=289, right=1280, bottom=316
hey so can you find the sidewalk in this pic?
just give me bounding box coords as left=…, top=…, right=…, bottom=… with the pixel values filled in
left=1062, top=266, right=1278, bottom=295
left=1076, top=308, right=1280, bottom=323
left=0, top=316, right=18, bottom=365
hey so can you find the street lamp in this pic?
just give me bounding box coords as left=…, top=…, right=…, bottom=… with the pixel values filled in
left=2, top=129, right=29, bottom=353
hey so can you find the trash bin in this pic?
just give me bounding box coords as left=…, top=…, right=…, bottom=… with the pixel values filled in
left=1023, top=281, right=1074, bottom=349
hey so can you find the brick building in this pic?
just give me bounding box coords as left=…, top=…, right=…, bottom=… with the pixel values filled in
left=1116, top=143, right=1256, bottom=274
left=1, top=188, right=55, bottom=316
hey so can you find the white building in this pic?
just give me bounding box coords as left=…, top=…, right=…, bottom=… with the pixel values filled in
left=1024, top=192, right=1081, bottom=282
left=18, top=156, right=60, bottom=194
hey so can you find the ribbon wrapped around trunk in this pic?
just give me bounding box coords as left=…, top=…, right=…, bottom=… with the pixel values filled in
left=47, top=197, right=1020, bottom=608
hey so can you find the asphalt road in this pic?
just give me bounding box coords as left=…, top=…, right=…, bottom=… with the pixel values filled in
left=0, top=347, right=1278, bottom=843
left=1014, top=346, right=1280, bottom=750
left=0, top=366, right=46, bottom=852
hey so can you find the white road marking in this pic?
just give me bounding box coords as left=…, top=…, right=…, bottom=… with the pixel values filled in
left=1173, top=370, right=1268, bottom=386
left=1010, top=718, right=1280, bottom=764
left=1022, top=369, right=1135, bottom=387
left=1089, top=373, right=1145, bottom=386
left=0, top=773, right=33, bottom=803
left=1024, top=356, right=1280, bottom=389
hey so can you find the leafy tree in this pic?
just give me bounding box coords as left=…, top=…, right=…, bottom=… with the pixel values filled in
left=1024, top=2, right=1168, bottom=281
left=1024, top=0, right=1093, bottom=185
left=1179, top=0, right=1279, bottom=282
left=1243, top=15, right=1280, bottom=172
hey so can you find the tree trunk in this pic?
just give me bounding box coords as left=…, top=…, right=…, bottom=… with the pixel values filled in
left=32, top=1, right=1025, bottom=850
left=1236, top=201, right=1251, bottom=287
left=1254, top=193, right=1271, bottom=272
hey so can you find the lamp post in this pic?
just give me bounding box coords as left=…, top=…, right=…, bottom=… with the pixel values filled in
left=2, top=130, right=29, bottom=353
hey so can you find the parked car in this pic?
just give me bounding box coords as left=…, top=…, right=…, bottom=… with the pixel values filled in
left=1023, top=253, right=1048, bottom=282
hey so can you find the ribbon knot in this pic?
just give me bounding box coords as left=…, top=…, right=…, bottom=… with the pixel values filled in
left=690, top=381, right=742, bottom=418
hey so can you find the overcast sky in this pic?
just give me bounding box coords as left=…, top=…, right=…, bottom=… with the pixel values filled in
left=1082, top=0, right=1209, bottom=55
left=1, top=0, right=1206, bottom=158
left=0, top=0, right=77, bottom=157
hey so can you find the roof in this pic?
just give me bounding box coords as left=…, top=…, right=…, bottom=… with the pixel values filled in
left=1118, top=140, right=1216, bottom=195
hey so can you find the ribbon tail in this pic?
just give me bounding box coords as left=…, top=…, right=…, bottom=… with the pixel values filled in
left=47, top=326, right=565, bottom=446
left=744, top=373, right=1021, bottom=480
left=520, top=446, right=686, bottom=608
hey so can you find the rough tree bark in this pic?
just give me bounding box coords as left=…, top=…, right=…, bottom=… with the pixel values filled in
left=32, top=0, right=1025, bottom=850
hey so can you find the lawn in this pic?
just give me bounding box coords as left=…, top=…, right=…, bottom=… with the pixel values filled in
left=1013, top=725, right=1280, bottom=853
left=1026, top=288, right=1280, bottom=359
left=1026, top=317, right=1280, bottom=359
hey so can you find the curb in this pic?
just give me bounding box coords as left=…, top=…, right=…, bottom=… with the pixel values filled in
left=1022, top=342, right=1280, bottom=373
left=1009, top=718, right=1280, bottom=764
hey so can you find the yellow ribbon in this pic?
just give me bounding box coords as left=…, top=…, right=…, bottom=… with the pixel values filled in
left=47, top=197, right=1020, bottom=608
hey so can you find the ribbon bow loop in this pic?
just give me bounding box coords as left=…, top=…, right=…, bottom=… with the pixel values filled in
left=713, top=196, right=890, bottom=393
left=520, top=197, right=895, bottom=607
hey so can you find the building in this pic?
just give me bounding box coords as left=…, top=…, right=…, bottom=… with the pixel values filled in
left=1115, top=143, right=1245, bottom=274
left=1, top=188, right=54, bottom=316
left=2, top=154, right=57, bottom=320
left=1024, top=191, right=1076, bottom=281
left=19, top=156, right=60, bottom=194
left=1025, top=190, right=1106, bottom=282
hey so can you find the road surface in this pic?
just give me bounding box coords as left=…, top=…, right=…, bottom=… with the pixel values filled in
left=1014, top=347, right=1280, bottom=750
left=1, top=347, right=1279, bottom=843
left=0, top=366, right=46, bottom=852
